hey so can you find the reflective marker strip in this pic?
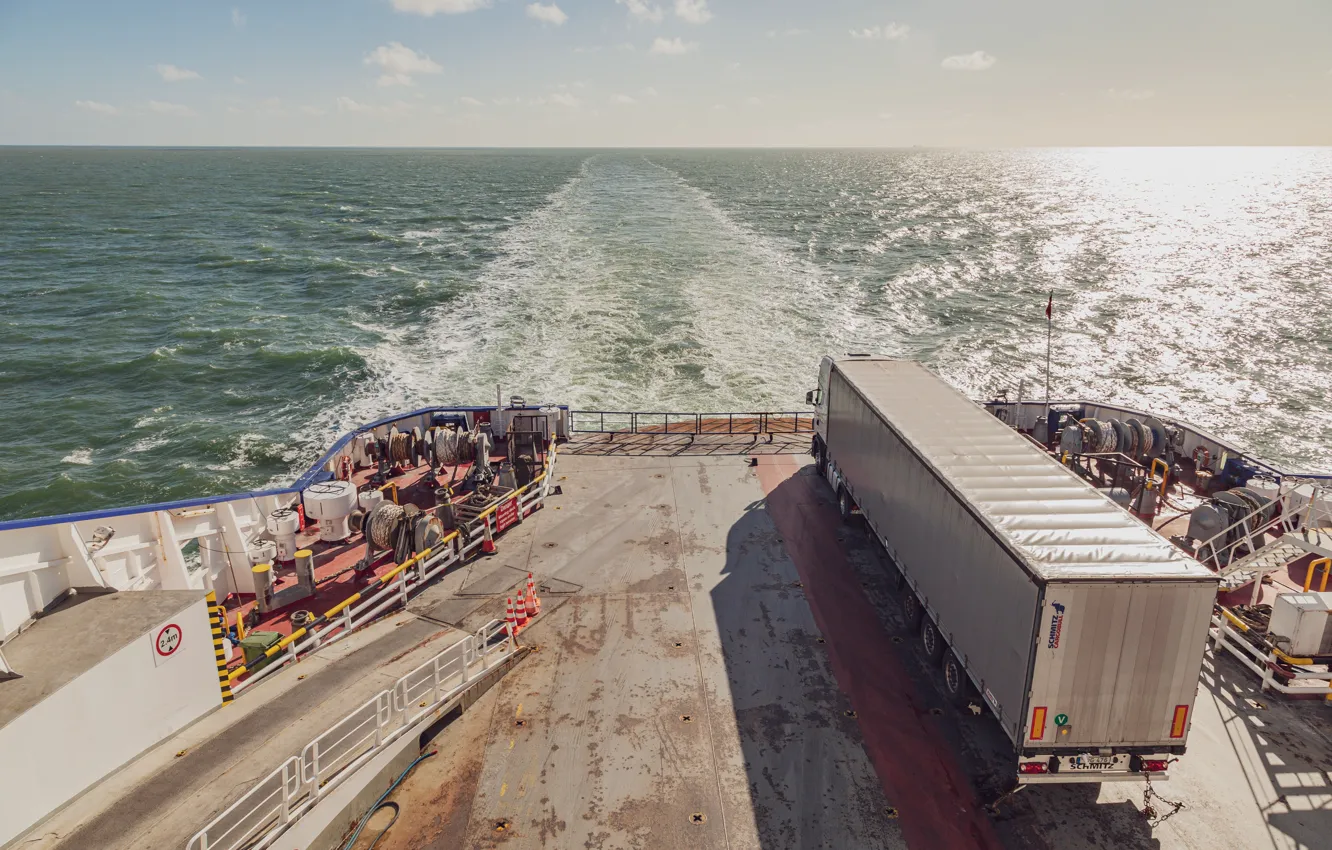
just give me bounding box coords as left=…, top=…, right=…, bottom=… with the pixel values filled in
left=1170, top=704, right=1188, bottom=738
left=1030, top=706, right=1047, bottom=740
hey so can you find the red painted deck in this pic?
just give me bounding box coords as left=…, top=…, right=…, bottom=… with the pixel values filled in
left=219, top=454, right=497, bottom=661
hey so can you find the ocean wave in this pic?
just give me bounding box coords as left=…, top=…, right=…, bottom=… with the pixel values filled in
left=62, top=448, right=93, bottom=465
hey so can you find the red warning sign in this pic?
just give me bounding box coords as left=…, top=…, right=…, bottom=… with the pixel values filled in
left=155, top=623, right=183, bottom=658
left=496, top=497, right=520, bottom=533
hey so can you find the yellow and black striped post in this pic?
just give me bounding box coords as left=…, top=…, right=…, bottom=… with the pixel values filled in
left=206, top=591, right=235, bottom=705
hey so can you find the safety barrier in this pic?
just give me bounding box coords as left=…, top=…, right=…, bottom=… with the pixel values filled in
left=569, top=410, right=815, bottom=436
left=224, top=444, right=560, bottom=697
left=187, top=618, right=515, bottom=850
left=1209, top=611, right=1332, bottom=699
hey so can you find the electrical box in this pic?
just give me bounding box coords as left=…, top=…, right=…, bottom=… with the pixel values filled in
left=1268, top=592, right=1332, bottom=657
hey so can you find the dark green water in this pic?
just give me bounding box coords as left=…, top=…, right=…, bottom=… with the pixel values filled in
left=3, top=147, right=1330, bottom=520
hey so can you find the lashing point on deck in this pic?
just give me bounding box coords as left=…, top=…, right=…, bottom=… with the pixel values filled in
left=494, top=819, right=510, bottom=832
left=689, top=812, right=707, bottom=825
left=885, top=807, right=899, bottom=819
left=843, top=710, right=857, bottom=718
left=680, top=714, right=693, bottom=723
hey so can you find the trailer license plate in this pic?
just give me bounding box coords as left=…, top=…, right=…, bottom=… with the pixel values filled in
left=1059, top=754, right=1129, bottom=772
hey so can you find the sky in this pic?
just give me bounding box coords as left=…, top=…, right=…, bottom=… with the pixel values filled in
left=0, top=0, right=1330, bottom=146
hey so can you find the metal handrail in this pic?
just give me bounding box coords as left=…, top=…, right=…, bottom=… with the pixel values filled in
left=1210, top=613, right=1332, bottom=698
left=188, top=618, right=515, bottom=850
left=1198, top=479, right=1326, bottom=571
left=569, top=410, right=814, bottom=436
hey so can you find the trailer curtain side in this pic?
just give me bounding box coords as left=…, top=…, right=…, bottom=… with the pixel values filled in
left=826, top=359, right=1217, bottom=751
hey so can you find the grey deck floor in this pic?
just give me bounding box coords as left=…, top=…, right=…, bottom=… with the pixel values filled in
left=371, top=448, right=901, bottom=850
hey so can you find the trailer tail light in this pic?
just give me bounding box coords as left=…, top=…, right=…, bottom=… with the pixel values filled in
left=1170, top=705, right=1189, bottom=738
left=1030, top=706, right=1047, bottom=740
left=1140, top=759, right=1169, bottom=773
left=1018, top=761, right=1049, bottom=775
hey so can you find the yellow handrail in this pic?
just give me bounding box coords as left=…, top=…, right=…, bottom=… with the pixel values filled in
left=1150, top=458, right=1169, bottom=493
left=1303, top=558, right=1331, bottom=593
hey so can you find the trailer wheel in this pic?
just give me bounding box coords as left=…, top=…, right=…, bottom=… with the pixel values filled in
left=920, top=619, right=945, bottom=662
left=837, top=487, right=856, bottom=524
left=900, top=592, right=922, bottom=631
left=813, top=438, right=827, bottom=478
left=942, top=652, right=973, bottom=707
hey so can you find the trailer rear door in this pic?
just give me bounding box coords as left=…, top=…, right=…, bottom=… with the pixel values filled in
left=1024, top=580, right=1215, bottom=750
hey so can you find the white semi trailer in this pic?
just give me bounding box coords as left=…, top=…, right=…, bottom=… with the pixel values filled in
left=808, top=356, right=1218, bottom=784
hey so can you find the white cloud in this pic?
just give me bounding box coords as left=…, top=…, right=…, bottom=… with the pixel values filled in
left=231, top=7, right=245, bottom=28
left=1107, top=88, right=1155, bottom=101
left=148, top=100, right=196, bottom=116
left=616, top=0, right=664, bottom=24
left=526, top=2, right=567, bottom=24
left=850, top=24, right=909, bottom=41
left=641, top=86, right=658, bottom=97
left=878, top=112, right=894, bottom=119
left=391, top=0, right=490, bottom=15
left=544, top=92, right=580, bottom=107
left=155, top=64, right=200, bottom=82
left=233, top=75, right=246, bottom=85
left=75, top=100, right=117, bottom=115
left=459, top=96, right=484, bottom=106
left=767, top=28, right=805, bottom=38
left=674, top=0, right=711, bottom=24
left=725, top=61, right=740, bottom=71
left=611, top=93, right=637, bottom=104
left=941, top=51, right=996, bottom=71
left=745, top=96, right=762, bottom=105
left=337, top=96, right=371, bottom=113
left=299, top=105, right=326, bottom=116
left=650, top=37, right=696, bottom=55
left=365, top=42, right=442, bottom=87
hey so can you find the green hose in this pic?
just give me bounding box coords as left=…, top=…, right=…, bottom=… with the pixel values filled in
left=339, top=749, right=437, bottom=850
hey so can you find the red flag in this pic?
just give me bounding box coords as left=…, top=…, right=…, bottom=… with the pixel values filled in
left=1045, top=292, right=1053, bottom=320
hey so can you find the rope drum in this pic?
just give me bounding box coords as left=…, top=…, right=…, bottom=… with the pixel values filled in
left=366, top=501, right=406, bottom=551
left=387, top=429, right=412, bottom=465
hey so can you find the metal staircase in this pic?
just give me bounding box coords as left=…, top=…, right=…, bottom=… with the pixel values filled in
left=1202, top=479, right=1331, bottom=600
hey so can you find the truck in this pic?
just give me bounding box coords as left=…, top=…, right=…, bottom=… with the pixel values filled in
left=808, top=356, right=1218, bottom=784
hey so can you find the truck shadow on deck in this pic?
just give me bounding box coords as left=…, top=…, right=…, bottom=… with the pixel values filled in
left=732, top=464, right=1165, bottom=850
left=710, top=494, right=903, bottom=850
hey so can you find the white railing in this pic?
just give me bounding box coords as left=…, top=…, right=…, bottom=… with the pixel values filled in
left=1209, top=612, right=1332, bottom=698
left=187, top=618, right=515, bottom=850
left=225, top=446, right=559, bottom=697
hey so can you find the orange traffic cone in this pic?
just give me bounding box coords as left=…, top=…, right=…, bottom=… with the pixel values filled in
left=505, top=597, right=517, bottom=637
left=481, top=519, right=496, bottom=555
left=525, top=573, right=540, bottom=617
left=514, top=589, right=529, bottom=628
